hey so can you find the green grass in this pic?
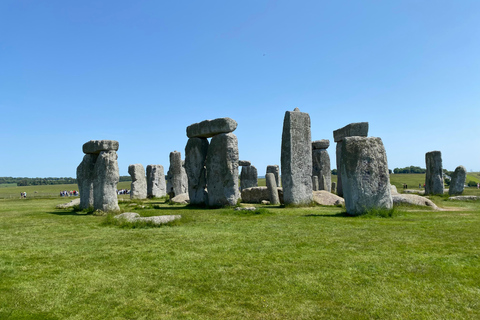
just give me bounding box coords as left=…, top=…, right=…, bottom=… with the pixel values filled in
left=1, top=185, right=480, bottom=319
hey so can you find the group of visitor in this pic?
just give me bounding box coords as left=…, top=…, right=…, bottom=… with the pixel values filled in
left=20, top=192, right=27, bottom=198
left=117, top=189, right=130, bottom=195
left=60, top=190, right=78, bottom=197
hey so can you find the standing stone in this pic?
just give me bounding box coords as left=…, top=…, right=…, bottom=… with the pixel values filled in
left=266, top=165, right=280, bottom=187
left=333, top=122, right=369, bottom=197
left=146, top=165, right=166, bottom=198
left=425, top=151, right=444, bottom=195
left=340, top=137, right=392, bottom=215
left=128, top=164, right=147, bottom=199
left=265, top=173, right=280, bottom=205
left=185, top=137, right=209, bottom=204
left=206, top=133, right=239, bottom=206
left=167, top=151, right=188, bottom=197
left=331, top=182, right=337, bottom=193
left=449, top=166, right=467, bottom=196
left=93, top=150, right=120, bottom=212
left=77, top=153, right=98, bottom=209
left=312, top=139, right=331, bottom=192
left=240, top=165, right=258, bottom=191
left=281, top=108, right=312, bottom=205
left=312, top=176, right=319, bottom=191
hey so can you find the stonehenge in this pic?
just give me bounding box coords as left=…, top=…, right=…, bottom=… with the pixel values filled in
left=185, top=117, right=240, bottom=206
left=77, top=140, right=120, bottom=212
left=266, top=165, right=280, bottom=187
left=146, top=165, right=166, bottom=198
left=333, top=122, right=369, bottom=197
left=281, top=108, right=313, bottom=205
left=128, top=164, right=147, bottom=199
left=425, top=151, right=444, bottom=195
left=449, top=165, right=466, bottom=196
left=340, top=136, right=392, bottom=215
left=312, top=139, right=331, bottom=192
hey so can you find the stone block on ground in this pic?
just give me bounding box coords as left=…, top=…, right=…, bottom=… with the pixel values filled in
left=56, top=198, right=81, bottom=209
left=392, top=194, right=439, bottom=210
left=312, top=190, right=345, bottom=206
left=170, top=193, right=190, bottom=204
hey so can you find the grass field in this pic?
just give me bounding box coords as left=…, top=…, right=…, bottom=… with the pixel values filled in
left=1, top=182, right=479, bottom=319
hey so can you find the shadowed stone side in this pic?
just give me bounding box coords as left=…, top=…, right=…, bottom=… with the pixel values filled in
left=77, top=153, right=98, bottom=209
left=425, top=151, right=444, bottom=195
left=449, top=165, right=466, bottom=196
left=312, top=148, right=331, bottom=192
left=93, top=150, right=120, bottom=212
left=312, top=176, right=319, bottom=191
left=167, top=151, right=188, bottom=197
left=187, top=118, right=238, bottom=138
left=240, top=165, right=258, bottom=191
left=341, top=137, right=392, bottom=215
left=239, top=160, right=251, bottom=166
left=146, top=165, right=166, bottom=198
left=185, top=137, right=209, bottom=205
left=266, top=165, right=280, bottom=187
left=266, top=173, right=280, bottom=204
left=206, top=133, right=239, bottom=206
left=128, top=164, right=147, bottom=200
left=281, top=109, right=312, bottom=205
left=83, top=140, right=119, bottom=154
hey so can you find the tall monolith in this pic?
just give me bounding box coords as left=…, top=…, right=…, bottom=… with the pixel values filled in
left=185, top=137, right=209, bottom=204
left=449, top=165, right=466, bottom=196
left=146, top=165, right=166, bottom=198
left=240, top=165, right=258, bottom=191
left=167, top=151, right=188, bottom=197
left=425, top=151, right=444, bottom=195
left=266, top=165, right=280, bottom=187
left=129, top=164, right=147, bottom=199
left=312, top=139, right=331, bottom=192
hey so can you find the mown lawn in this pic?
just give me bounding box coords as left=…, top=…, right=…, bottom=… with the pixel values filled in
left=1, top=193, right=479, bottom=319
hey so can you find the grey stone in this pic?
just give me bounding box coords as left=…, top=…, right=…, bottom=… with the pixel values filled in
left=128, top=164, right=147, bottom=200
left=238, top=160, right=251, bottom=166
left=334, top=122, right=369, bottom=197
left=146, top=165, right=166, bottom=198
left=390, top=184, right=398, bottom=195
left=56, top=198, right=81, bottom=209
left=114, top=212, right=181, bottom=225
left=82, top=140, right=119, bottom=154
left=449, top=165, right=466, bottom=196
left=281, top=110, right=312, bottom=205
left=425, top=151, right=444, bottom=195
left=241, top=187, right=270, bottom=203
left=240, top=165, right=258, bottom=191
left=77, top=153, right=97, bottom=209
left=266, top=173, right=280, bottom=205
left=185, top=138, right=209, bottom=204
left=392, top=194, right=439, bottom=210
left=312, top=148, right=331, bottom=192
left=167, top=151, right=188, bottom=197
left=312, top=139, right=330, bottom=150
left=206, top=133, right=239, bottom=206
left=266, top=165, right=280, bottom=187
left=93, top=150, right=120, bottom=212
left=341, top=137, right=392, bottom=215
left=449, top=196, right=480, bottom=201
left=170, top=193, right=190, bottom=204
left=114, top=212, right=140, bottom=222
left=261, top=200, right=270, bottom=205
left=186, top=117, right=238, bottom=138
left=234, top=207, right=257, bottom=211
left=333, top=122, right=369, bottom=143
left=312, top=176, right=319, bottom=191
left=331, top=182, right=336, bottom=193
left=312, top=190, right=345, bottom=206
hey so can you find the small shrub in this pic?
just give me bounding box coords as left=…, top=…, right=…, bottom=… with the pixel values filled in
left=467, top=180, right=477, bottom=187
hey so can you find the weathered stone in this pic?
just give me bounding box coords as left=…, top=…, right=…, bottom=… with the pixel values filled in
left=341, top=137, right=392, bottom=215
left=185, top=138, right=208, bottom=204
left=56, top=198, right=81, bottom=209
left=331, top=182, right=336, bottom=193
left=93, top=150, right=120, bottom=212
left=206, top=133, right=239, bottom=206
left=390, top=185, right=398, bottom=195
left=128, top=164, right=147, bottom=200
left=425, top=151, right=444, bottom=195
left=266, top=173, right=280, bottom=205
left=146, top=165, right=166, bottom=198
left=261, top=200, right=270, bottom=205
left=312, top=148, right=331, bottom=192
left=241, top=187, right=269, bottom=203
left=333, top=122, right=369, bottom=143
left=312, top=176, right=319, bottom=191
left=170, top=193, right=190, bottom=204
left=186, top=117, right=238, bottom=138
left=77, top=153, right=97, bottom=209
left=281, top=110, right=313, bottom=205
left=82, top=140, right=119, bottom=154
left=167, top=151, right=188, bottom=197
left=312, top=139, right=330, bottom=150
left=239, top=160, right=251, bottom=166
left=234, top=206, right=257, bottom=211
left=266, top=165, right=280, bottom=187
left=114, top=212, right=181, bottom=225
left=392, top=194, right=439, bottom=210
left=335, top=142, right=343, bottom=196
left=240, top=165, right=258, bottom=191
left=114, top=212, right=140, bottom=221
left=312, top=190, right=345, bottom=206
left=449, top=165, right=466, bottom=196
left=449, top=195, right=480, bottom=201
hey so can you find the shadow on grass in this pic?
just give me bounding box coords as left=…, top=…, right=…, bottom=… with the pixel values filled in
left=46, top=210, right=93, bottom=216
left=303, top=212, right=350, bottom=218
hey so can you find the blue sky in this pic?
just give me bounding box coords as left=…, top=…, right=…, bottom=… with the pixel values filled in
left=1, top=0, right=479, bottom=177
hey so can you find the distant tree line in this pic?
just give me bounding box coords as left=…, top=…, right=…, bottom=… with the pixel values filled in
left=0, top=176, right=133, bottom=186
left=393, top=166, right=426, bottom=174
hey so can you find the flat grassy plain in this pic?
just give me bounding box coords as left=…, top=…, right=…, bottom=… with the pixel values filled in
left=1, top=181, right=479, bottom=319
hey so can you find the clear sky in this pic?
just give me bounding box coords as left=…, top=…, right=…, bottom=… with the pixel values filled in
left=1, top=0, right=479, bottom=178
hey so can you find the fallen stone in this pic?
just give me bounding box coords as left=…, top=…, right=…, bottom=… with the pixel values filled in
left=449, top=196, right=480, bottom=201
left=56, top=198, right=80, bottom=209
left=312, top=190, right=345, bottom=206
left=170, top=193, right=190, bottom=204
left=234, top=207, right=256, bottom=211
left=390, top=185, right=398, bottom=194
left=114, top=212, right=140, bottom=221
left=83, top=140, right=119, bottom=154
left=392, top=194, right=439, bottom=210
left=114, top=212, right=181, bottom=225
left=186, top=117, right=238, bottom=138
left=238, top=160, right=251, bottom=166
left=449, top=165, right=466, bottom=196
left=312, top=139, right=330, bottom=150
left=261, top=200, right=270, bottom=205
